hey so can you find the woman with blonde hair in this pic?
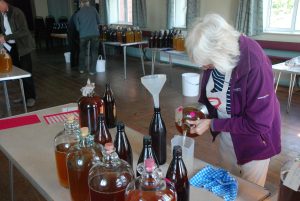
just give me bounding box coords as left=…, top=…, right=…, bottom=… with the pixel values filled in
left=186, top=14, right=281, bottom=187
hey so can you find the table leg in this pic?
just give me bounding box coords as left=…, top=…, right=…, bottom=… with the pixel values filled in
left=3, top=81, right=12, bottom=116
left=123, top=46, right=127, bottom=79
left=275, top=72, right=281, bottom=93
left=102, top=43, right=106, bottom=59
left=139, top=45, right=145, bottom=75
left=9, top=160, right=14, bottom=201
left=19, top=79, right=27, bottom=113
left=287, top=73, right=296, bottom=113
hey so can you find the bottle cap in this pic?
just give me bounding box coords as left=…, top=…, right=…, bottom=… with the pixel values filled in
left=98, top=114, right=105, bottom=121
left=143, top=136, right=152, bottom=145
left=104, top=142, right=114, bottom=154
left=145, top=158, right=155, bottom=172
left=173, top=145, right=182, bottom=157
left=116, top=121, right=125, bottom=130
left=66, top=115, right=75, bottom=123
left=80, top=127, right=89, bottom=137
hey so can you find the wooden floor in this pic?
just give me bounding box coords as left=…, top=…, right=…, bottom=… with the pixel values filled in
left=0, top=46, right=300, bottom=200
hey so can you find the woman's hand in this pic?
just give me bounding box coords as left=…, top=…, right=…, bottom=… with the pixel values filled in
left=187, top=119, right=211, bottom=136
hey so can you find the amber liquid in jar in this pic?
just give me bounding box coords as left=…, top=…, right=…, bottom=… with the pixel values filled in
left=175, top=106, right=206, bottom=138
left=0, top=52, right=12, bottom=73
left=55, top=142, right=76, bottom=188
left=67, top=150, right=95, bottom=201
left=125, top=185, right=176, bottom=201
left=89, top=172, right=132, bottom=201
left=78, top=95, right=104, bottom=135
left=177, top=38, right=185, bottom=51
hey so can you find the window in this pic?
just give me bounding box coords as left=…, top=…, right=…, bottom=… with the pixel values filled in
left=173, top=0, right=187, bottom=28
left=107, top=0, right=132, bottom=24
left=264, top=0, right=300, bottom=33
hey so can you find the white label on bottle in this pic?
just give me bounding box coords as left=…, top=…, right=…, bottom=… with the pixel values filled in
left=283, top=161, right=300, bottom=191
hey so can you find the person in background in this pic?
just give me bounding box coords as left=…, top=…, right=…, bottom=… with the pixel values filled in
left=68, top=9, right=79, bottom=69
left=0, top=0, right=36, bottom=107
left=185, top=14, right=281, bottom=187
left=75, top=0, right=100, bottom=75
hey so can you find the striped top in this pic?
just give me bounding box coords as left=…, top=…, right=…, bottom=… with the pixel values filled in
left=211, top=69, right=231, bottom=114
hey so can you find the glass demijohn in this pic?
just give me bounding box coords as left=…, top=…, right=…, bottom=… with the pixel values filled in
left=88, top=143, right=134, bottom=201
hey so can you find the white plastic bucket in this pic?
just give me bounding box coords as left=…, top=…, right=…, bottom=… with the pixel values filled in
left=182, top=73, right=200, bottom=97
left=64, top=52, right=70, bottom=63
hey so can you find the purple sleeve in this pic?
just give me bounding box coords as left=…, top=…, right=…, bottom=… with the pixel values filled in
left=212, top=55, right=276, bottom=136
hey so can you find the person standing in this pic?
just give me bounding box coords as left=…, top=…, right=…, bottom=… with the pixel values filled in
left=75, top=0, right=100, bottom=75
left=185, top=14, right=281, bottom=187
left=0, top=0, right=36, bottom=107
left=68, top=9, right=80, bottom=69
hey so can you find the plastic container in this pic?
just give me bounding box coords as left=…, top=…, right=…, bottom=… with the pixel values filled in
left=64, top=52, right=70, bottom=63
left=171, top=135, right=195, bottom=176
left=182, top=73, right=200, bottom=97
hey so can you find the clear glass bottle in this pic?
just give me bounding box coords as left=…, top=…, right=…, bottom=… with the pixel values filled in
left=136, top=136, right=159, bottom=177
left=66, top=127, right=102, bottom=201
left=54, top=115, right=80, bottom=188
left=94, top=114, right=112, bottom=146
left=88, top=143, right=134, bottom=201
left=149, top=107, right=167, bottom=165
left=277, top=157, right=300, bottom=201
left=125, top=158, right=177, bottom=201
left=114, top=122, right=133, bottom=166
left=166, top=146, right=190, bottom=201
left=103, top=83, right=117, bottom=128
left=78, top=79, right=104, bottom=135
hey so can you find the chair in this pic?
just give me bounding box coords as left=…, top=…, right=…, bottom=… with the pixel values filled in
left=45, top=16, right=56, bottom=48
left=34, top=16, right=47, bottom=49
left=58, top=16, right=68, bottom=23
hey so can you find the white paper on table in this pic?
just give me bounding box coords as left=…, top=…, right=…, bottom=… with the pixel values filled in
left=283, top=161, right=300, bottom=191
left=3, top=42, right=11, bottom=52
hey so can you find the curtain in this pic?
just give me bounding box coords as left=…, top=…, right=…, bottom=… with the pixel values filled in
left=132, top=0, right=147, bottom=28
left=186, top=0, right=198, bottom=28
left=235, top=0, right=263, bottom=36
left=167, top=0, right=175, bottom=29
left=98, top=0, right=108, bottom=24
left=47, top=0, right=72, bottom=19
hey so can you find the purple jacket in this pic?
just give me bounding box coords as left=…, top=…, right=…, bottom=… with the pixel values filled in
left=199, top=35, right=281, bottom=165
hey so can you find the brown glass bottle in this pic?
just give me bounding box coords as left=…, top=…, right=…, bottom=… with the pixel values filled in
left=153, top=31, right=158, bottom=48
left=103, top=83, right=117, bottom=128
left=137, top=136, right=159, bottom=177
left=166, top=146, right=190, bottom=201
left=114, top=122, right=133, bottom=166
left=149, top=107, right=166, bottom=165
left=94, top=114, right=112, bottom=146
left=78, top=80, right=104, bottom=135
left=148, top=32, right=154, bottom=48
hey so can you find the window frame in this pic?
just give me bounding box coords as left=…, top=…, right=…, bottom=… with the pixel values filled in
left=173, top=0, right=187, bottom=29
left=107, top=0, right=132, bottom=25
left=264, top=0, right=300, bottom=33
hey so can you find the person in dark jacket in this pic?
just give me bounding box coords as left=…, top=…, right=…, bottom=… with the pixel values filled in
left=68, top=9, right=80, bottom=68
left=185, top=14, right=281, bottom=187
left=0, top=0, right=36, bottom=107
left=75, top=0, right=100, bottom=75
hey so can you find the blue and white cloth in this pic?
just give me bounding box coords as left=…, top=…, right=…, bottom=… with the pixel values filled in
left=190, top=165, right=238, bottom=201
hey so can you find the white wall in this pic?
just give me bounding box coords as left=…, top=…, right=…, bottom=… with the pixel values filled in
left=34, top=0, right=49, bottom=18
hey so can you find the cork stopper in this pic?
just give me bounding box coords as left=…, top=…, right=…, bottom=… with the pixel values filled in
left=145, top=158, right=155, bottom=172
left=104, top=143, right=114, bottom=154
left=80, top=127, right=89, bottom=137
left=66, top=115, right=75, bottom=123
